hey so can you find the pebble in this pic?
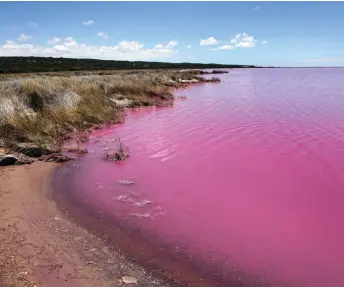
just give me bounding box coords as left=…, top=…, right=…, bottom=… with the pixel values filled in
left=121, top=276, right=138, bottom=284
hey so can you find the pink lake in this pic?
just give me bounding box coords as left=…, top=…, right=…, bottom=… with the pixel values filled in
left=54, top=68, right=344, bottom=287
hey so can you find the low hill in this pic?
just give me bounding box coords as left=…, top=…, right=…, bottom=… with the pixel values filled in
left=0, top=56, right=256, bottom=74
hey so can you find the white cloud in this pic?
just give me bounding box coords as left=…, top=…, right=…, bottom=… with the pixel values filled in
left=211, top=33, right=261, bottom=51
left=165, top=40, right=178, bottom=49
left=252, top=6, right=260, bottom=10
left=83, top=20, right=95, bottom=26
left=212, top=44, right=234, bottom=51
left=47, top=37, right=61, bottom=44
left=97, top=32, right=109, bottom=39
left=17, top=34, right=32, bottom=42
left=53, top=45, right=71, bottom=53
left=0, top=38, right=177, bottom=61
left=233, top=33, right=257, bottom=48
left=64, top=37, right=78, bottom=47
left=262, top=40, right=267, bottom=44
left=200, top=37, right=218, bottom=46
left=186, top=45, right=192, bottom=49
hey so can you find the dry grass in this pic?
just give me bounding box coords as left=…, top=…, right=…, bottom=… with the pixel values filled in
left=105, top=137, right=130, bottom=162
left=0, top=70, right=219, bottom=156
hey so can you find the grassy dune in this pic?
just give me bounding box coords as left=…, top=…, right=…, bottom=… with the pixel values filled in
left=0, top=70, right=220, bottom=161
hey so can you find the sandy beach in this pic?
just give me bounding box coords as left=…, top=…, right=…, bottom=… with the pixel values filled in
left=0, top=161, right=228, bottom=287
left=0, top=162, right=182, bottom=287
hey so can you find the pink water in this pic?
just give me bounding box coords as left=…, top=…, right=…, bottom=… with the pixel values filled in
left=55, top=68, right=344, bottom=287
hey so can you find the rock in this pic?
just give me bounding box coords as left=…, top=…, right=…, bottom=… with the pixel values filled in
left=11, top=142, right=58, bottom=157
left=39, top=153, right=75, bottom=163
left=121, top=276, right=138, bottom=284
left=0, top=153, right=35, bottom=166
left=0, top=154, right=16, bottom=166
left=180, top=79, right=199, bottom=84
left=110, top=98, right=133, bottom=107
left=53, top=217, right=61, bottom=221
left=17, top=271, right=29, bottom=280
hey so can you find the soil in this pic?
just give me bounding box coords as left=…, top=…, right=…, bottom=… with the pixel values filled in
left=0, top=162, right=178, bottom=287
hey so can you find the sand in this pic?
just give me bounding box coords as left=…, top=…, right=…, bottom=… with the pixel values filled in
left=0, top=162, right=177, bottom=287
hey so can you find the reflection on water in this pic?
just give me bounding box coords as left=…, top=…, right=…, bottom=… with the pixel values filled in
left=55, top=68, right=344, bottom=287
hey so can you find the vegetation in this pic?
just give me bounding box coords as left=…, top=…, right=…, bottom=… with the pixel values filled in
left=105, top=137, right=130, bottom=162
left=0, top=56, right=256, bottom=74
left=0, top=70, right=221, bottom=162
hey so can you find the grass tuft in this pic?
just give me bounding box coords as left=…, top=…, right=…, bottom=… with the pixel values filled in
left=0, top=70, right=220, bottom=158
left=105, top=137, right=130, bottom=162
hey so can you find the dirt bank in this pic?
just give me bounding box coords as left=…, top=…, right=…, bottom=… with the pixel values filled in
left=0, top=162, right=180, bottom=287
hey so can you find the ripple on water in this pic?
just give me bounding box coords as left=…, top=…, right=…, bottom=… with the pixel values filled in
left=56, top=68, right=344, bottom=287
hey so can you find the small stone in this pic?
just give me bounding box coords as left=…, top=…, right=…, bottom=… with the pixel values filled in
left=121, top=276, right=138, bottom=284
left=89, top=248, right=97, bottom=252
left=53, top=217, right=61, bottom=221
left=17, top=271, right=29, bottom=280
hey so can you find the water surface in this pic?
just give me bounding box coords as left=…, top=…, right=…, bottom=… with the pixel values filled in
left=55, top=68, right=344, bottom=287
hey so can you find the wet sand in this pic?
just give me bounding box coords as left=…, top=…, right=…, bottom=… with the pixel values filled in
left=52, top=163, right=237, bottom=287
left=0, top=162, right=183, bottom=287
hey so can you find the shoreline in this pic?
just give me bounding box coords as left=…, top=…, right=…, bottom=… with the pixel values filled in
left=0, top=162, right=185, bottom=287
left=0, top=149, right=232, bottom=287
left=0, top=71, right=235, bottom=287
left=52, top=162, right=231, bottom=287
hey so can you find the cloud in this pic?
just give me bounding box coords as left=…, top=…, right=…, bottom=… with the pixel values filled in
left=200, top=37, right=219, bottom=46
left=0, top=37, right=177, bottom=61
left=186, top=45, right=192, bottom=49
left=28, top=22, right=38, bottom=28
left=211, top=33, right=261, bottom=51
left=83, top=20, right=95, bottom=26
left=262, top=40, right=267, bottom=44
left=212, top=44, right=234, bottom=51
left=47, top=37, right=61, bottom=44
left=17, top=34, right=32, bottom=42
left=252, top=6, right=260, bottom=10
left=97, top=32, right=109, bottom=39
left=165, top=40, right=178, bottom=49
left=233, top=33, right=257, bottom=48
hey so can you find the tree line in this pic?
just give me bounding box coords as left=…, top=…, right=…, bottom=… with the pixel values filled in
left=0, top=56, right=256, bottom=73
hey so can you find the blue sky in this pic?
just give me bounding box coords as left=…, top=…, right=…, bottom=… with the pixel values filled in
left=0, top=2, right=343, bottom=66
